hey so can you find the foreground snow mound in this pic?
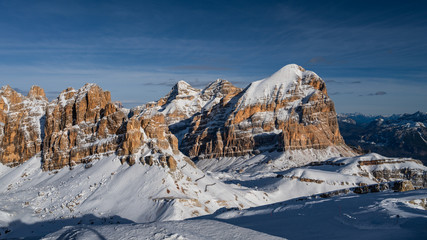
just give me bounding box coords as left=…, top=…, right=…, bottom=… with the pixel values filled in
left=42, top=219, right=284, bottom=240
left=206, top=189, right=427, bottom=239
left=41, top=189, right=427, bottom=240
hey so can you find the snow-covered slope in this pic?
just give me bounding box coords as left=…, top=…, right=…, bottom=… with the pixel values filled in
left=2, top=152, right=425, bottom=238
left=41, top=189, right=427, bottom=240
left=0, top=154, right=272, bottom=238
left=201, top=153, right=427, bottom=203
left=206, top=189, right=427, bottom=240
left=42, top=219, right=284, bottom=240
left=238, top=64, right=315, bottom=107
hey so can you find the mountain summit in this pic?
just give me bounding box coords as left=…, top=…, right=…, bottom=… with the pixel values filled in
left=179, top=64, right=352, bottom=165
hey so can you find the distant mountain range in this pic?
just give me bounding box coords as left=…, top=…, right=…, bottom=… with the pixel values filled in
left=338, top=112, right=427, bottom=164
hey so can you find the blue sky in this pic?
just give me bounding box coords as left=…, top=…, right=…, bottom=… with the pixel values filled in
left=0, top=0, right=426, bottom=114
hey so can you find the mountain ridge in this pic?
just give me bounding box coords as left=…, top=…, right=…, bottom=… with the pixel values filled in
left=338, top=112, right=427, bottom=164
left=0, top=64, right=426, bottom=239
left=0, top=64, right=354, bottom=169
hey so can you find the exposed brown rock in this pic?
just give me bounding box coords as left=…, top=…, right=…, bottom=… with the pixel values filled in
left=159, top=155, right=167, bottom=167
left=121, top=118, right=143, bottom=156
left=167, top=155, right=177, bottom=171
left=0, top=85, right=48, bottom=166
left=393, top=180, right=415, bottom=192
left=27, top=85, right=48, bottom=101
left=145, top=155, right=154, bottom=166
left=42, top=83, right=127, bottom=170
left=116, top=105, right=183, bottom=166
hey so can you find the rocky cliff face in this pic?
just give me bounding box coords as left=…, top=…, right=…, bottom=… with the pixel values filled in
left=0, top=83, right=182, bottom=172
left=42, top=83, right=181, bottom=171
left=42, top=83, right=127, bottom=170
left=0, top=85, right=48, bottom=166
left=0, top=64, right=393, bottom=171
left=179, top=64, right=353, bottom=160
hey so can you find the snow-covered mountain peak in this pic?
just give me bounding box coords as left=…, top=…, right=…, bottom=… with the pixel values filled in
left=267, top=64, right=304, bottom=84
left=0, top=85, right=23, bottom=99
left=0, top=84, right=48, bottom=166
left=149, top=78, right=241, bottom=126
left=53, top=83, right=112, bottom=109
left=209, top=78, right=230, bottom=86
left=171, top=80, right=200, bottom=96
left=238, top=64, right=320, bottom=107
left=202, top=79, right=233, bottom=92
left=0, top=85, right=15, bottom=92
left=200, top=79, right=241, bottom=102
left=58, top=87, right=76, bottom=97
left=158, top=80, right=201, bottom=107
left=176, top=80, right=191, bottom=87
left=77, top=82, right=99, bottom=93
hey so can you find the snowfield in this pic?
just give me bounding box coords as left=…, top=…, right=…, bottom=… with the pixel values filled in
left=42, top=189, right=427, bottom=240
left=0, top=152, right=426, bottom=239
left=205, top=189, right=427, bottom=240
left=42, top=219, right=284, bottom=240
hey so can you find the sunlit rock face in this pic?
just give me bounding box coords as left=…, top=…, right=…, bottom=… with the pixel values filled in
left=42, top=83, right=128, bottom=170
left=0, top=85, right=48, bottom=166
left=41, top=83, right=181, bottom=171
left=0, top=83, right=185, bottom=172
left=179, top=64, right=353, bottom=160
left=0, top=64, right=353, bottom=170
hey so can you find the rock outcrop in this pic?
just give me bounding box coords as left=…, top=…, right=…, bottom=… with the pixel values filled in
left=118, top=111, right=181, bottom=167
left=0, top=85, right=48, bottom=166
left=41, top=83, right=181, bottom=171
left=42, top=83, right=127, bottom=170
left=329, top=153, right=427, bottom=189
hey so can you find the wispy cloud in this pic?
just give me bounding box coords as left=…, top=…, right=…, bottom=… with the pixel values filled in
left=324, top=79, right=362, bottom=84
left=369, top=91, right=387, bottom=96
left=329, top=91, right=354, bottom=96
left=143, top=81, right=176, bottom=87
left=359, top=91, right=387, bottom=97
